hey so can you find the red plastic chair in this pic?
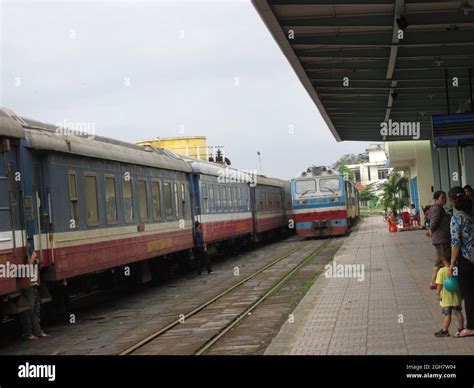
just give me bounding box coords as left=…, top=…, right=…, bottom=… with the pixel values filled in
left=401, top=212, right=410, bottom=228
left=388, top=217, right=398, bottom=232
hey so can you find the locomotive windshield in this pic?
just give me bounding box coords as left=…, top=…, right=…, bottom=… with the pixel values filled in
left=295, top=179, right=316, bottom=195
left=319, top=178, right=340, bottom=193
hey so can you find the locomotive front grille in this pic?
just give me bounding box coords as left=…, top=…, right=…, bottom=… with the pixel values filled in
left=312, top=220, right=329, bottom=229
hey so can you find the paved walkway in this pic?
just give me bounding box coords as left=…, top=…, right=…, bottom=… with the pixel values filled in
left=266, top=216, right=474, bottom=355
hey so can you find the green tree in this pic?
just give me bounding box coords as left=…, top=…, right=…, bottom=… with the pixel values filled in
left=380, top=172, right=409, bottom=211
left=337, top=165, right=354, bottom=181
left=332, top=153, right=368, bottom=170
left=358, top=182, right=377, bottom=203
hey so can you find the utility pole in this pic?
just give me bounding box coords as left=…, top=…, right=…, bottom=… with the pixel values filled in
left=257, top=151, right=262, bottom=173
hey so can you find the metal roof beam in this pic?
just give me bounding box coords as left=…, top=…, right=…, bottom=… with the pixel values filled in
left=270, top=0, right=395, bottom=4
left=281, top=12, right=474, bottom=28
left=291, top=30, right=474, bottom=47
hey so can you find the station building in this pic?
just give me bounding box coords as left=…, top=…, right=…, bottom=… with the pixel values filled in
left=137, top=136, right=208, bottom=160
left=252, top=0, right=474, bottom=211
left=137, top=136, right=231, bottom=165
left=347, top=144, right=391, bottom=186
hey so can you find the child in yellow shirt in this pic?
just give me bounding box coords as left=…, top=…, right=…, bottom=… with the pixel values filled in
left=435, top=257, right=464, bottom=337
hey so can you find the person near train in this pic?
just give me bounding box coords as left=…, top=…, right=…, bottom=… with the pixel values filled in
left=447, top=187, right=474, bottom=338
left=464, top=185, right=474, bottom=213
left=427, top=191, right=451, bottom=290
left=194, top=221, right=213, bottom=275
left=434, top=254, right=464, bottom=337
left=20, top=247, right=49, bottom=341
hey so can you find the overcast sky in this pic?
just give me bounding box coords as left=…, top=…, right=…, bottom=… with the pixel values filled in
left=1, top=0, right=369, bottom=179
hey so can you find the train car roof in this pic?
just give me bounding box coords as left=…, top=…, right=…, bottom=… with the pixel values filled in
left=182, top=157, right=291, bottom=189
left=296, top=166, right=339, bottom=179
left=21, top=119, right=192, bottom=173
left=256, top=175, right=289, bottom=188
left=0, top=107, right=26, bottom=139
left=182, top=156, right=254, bottom=183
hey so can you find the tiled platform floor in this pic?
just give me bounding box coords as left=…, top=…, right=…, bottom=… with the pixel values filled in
left=265, top=216, right=474, bottom=355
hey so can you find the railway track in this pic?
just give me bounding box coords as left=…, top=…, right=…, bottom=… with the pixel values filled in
left=119, top=238, right=331, bottom=356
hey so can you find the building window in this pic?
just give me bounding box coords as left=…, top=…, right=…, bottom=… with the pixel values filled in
left=378, top=169, right=389, bottom=180
left=104, top=176, right=118, bottom=224
left=68, top=172, right=79, bottom=227
left=163, top=182, right=173, bottom=220
left=85, top=174, right=99, bottom=226
left=151, top=181, right=161, bottom=221
left=122, top=179, right=134, bottom=223
left=367, top=168, right=371, bottom=181
left=354, top=171, right=361, bottom=183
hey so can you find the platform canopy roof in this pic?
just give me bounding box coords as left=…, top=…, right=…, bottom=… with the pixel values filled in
left=252, top=0, right=474, bottom=141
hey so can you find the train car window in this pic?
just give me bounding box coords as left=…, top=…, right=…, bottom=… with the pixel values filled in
left=238, top=187, right=243, bottom=211
left=68, top=172, right=79, bottom=228
left=138, top=180, right=149, bottom=222
left=215, top=185, right=221, bottom=212
left=202, top=183, right=209, bottom=213
left=209, top=185, right=214, bottom=213
left=174, top=182, right=180, bottom=219
left=233, top=187, right=238, bottom=212
left=104, top=176, right=118, bottom=224
left=84, top=174, right=100, bottom=227
left=227, top=186, right=233, bottom=212
left=181, top=183, right=188, bottom=219
left=151, top=181, right=161, bottom=221
left=222, top=185, right=227, bottom=212
left=276, top=192, right=281, bottom=209
left=295, top=179, right=316, bottom=195
left=122, top=179, right=134, bottom=223
left=320, top=178, right=340, bottom=193
left=163, top=182, right=173, bottom=220
left=268, top=192, right=273, bottom=209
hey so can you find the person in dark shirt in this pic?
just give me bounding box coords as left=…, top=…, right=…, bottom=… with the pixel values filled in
left=464, top=185, right=474, bottom=213
left=20, top=247, right=50, bottom=341
left=194, top=221, right=213, bottom=275
left=464, top=185, right=474, bottom=200
left=427, top=191, right=451, bottom=290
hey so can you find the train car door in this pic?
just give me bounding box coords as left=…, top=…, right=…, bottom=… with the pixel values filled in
left=0, top=140, right=25, bottom=296
left=32, top=161, right=47, bottom=264
left=190, top=173, right=201, bottom=224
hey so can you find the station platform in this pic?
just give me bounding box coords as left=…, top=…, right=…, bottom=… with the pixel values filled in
left=265, top=216, right=474, bottom=355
